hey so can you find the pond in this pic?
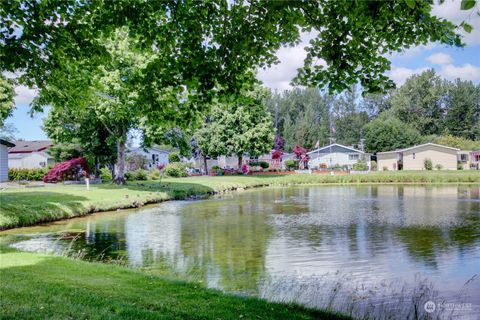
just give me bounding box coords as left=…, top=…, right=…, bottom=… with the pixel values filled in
left=2, top=185, right=479, bottom=319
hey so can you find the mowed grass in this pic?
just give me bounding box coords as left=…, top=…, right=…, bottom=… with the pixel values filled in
left=1, top=171, right=478, bottom=230
left=0, top=249, right=349, bottom=320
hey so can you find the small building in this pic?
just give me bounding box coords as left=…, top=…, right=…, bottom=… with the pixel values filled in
left=8, top=140, right=55, bottom=169
left=377, top=143, right=459, bottom=171
left=307, top=143, right=370, bottom=169
left=0, top=139, right=15, bottom=182
left=127, top=146, right=171, bottom=170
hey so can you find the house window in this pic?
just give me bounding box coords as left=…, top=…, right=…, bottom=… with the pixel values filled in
left=413, top=153, right=415, bottom=159
left=348, top=154, right=359, bottom=161
left=39, top=161, right=46, bottom=167
left=459, top=154, right=468, bottom=162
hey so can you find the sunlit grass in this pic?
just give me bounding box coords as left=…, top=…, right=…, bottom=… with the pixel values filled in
left=0, top=248, right=349, bottom=320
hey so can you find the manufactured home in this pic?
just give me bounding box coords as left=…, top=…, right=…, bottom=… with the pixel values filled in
left=377, top=143, right=459, bottom=171
left=307, top=143, right=370, bottom=169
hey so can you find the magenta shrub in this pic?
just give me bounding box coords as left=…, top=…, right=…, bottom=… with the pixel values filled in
left=43, top=157, right=90, bottom=183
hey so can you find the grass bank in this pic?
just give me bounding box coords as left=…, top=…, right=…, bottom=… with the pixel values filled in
left=1, top=171, right=478, bottom=230
left=0, top=248, right=348, bottom=319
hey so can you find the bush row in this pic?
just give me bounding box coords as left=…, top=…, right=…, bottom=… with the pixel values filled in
left=8, top=168, right=49, bottom=181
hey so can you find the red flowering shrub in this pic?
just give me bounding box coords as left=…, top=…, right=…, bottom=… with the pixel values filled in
left=43, top=157, right=90, bottom=183
left=271, top=149, right=283, bottom=160
left=292, top=145, right=307, bottom=159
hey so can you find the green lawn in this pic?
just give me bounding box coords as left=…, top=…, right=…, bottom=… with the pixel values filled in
left=1, top=171, right=478, bottom=230
left=0, top=248, right=349, bottom=320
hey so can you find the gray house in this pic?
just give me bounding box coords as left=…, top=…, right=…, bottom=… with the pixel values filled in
left=0, top=139, right=15, bottom=182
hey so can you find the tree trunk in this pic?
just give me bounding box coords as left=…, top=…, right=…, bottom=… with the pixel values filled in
left=94, top=157, right=100, bottom=178
left=203, top=155, right=208, bottom=175
left=237, top=155, right=243, bottom=171
left=114, top=135, right=127, bottom=184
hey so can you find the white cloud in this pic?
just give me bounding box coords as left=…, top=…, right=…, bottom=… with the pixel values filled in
left=426, top=52, right=454, bottom=65
left=14, top=85, right=37, bottom=105
left=432, top=0, right=480, bottom=45
left=439, top=63, right=480, bottom=81
left=388, top=66, right=429, bottom=85
left=256, top=32, right=320, bottom=91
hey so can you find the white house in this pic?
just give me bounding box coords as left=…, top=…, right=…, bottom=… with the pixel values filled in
left=8, top=140, right=55, bottom=169
left=307, top=143, right=370, bottom=169
left=127, top=146, right=171, bottom=169
left=0, top=139, right=15, bottom=182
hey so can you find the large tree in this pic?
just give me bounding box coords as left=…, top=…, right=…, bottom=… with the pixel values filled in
left=195, top=87, right=274, bottom=168
left=390, top=69, right=448, bottom=136
left=1, top=1, right=466, bottom=96
left=363, top=115, right=421, bottom=153
left=444, top=79, right=480, bottom=140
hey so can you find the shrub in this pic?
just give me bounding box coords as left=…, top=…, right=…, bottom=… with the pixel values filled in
left=319, top=163, right=328, bottom=169
left=164, top=162, right=188, bottom=177
left=43, top=157, right=89, bottom=183
left=371, top=160, right=378, bottom=171
left=99, top=168, right=112, bottom=182
left=131, top=169, right=148, bottom=180
left=435, top=164, right=443, bottom=171
left=8, top=168, right=49, bottom=181
left=457, top=162, right=463, bottom=170
left=168, top=152, right=181, bottom=163
left=424, top=158, right=433, bottom=171
left=124, top=172, right=133, bottom=180
left=248, top=161, right=260, bottom=167
left=382, top=166, right=388, bottom=171
left=353, top=161, right=369, bottom=171
left=284, top=160, right=298, bottom=170
left=148, top=169, right=161, bottom=180
left=259, top=161, right=269, bottom=169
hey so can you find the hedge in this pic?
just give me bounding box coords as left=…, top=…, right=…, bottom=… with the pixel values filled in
left=8, top=168, right=49, bottom=181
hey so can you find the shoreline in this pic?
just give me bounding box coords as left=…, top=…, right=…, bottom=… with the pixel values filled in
left=1, top=173, right=479, bottom=231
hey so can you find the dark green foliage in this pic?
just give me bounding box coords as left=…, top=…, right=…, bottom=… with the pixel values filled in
left=47, top=141, right=83, bottom=162
left=364, top=116, right=421, bottom=153
left=259, top=161, right=270, bottom=169
left=284, top=160, right=298, bottom=170
left=444, top=79, right=480, bottom=140
left=424, top=159, right=433, bottom=171
left=168, top=152, right=181, bottom=163
left=8, top=168, right=49, bottom=181
left=164, top=162, right=188, bottom=178
left=390, top=70, right=448, bottom=136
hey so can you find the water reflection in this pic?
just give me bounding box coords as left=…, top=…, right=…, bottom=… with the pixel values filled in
left=3, top=185, right=479, bottom=318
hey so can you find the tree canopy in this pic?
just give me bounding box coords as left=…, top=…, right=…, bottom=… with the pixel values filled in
left=1, top=0, right=465, bottom=97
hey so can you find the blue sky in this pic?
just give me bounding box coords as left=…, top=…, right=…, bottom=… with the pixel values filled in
left=6, top=0, right=480, bottom=141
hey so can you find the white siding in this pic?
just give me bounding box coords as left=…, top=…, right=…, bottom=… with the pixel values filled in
left=0, top=145, right=8, bottom=182
left=309, top=152, right=365, bottom=169
left=8, top=153, right=50, bottom=169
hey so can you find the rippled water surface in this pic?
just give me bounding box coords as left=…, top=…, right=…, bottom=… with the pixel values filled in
left=2, top=185, right=480, bottom=319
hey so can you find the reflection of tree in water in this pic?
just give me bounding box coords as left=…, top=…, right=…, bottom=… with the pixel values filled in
left=60, top=219, right=126, bottom=260
left=179, top=199, right=273, bottom=293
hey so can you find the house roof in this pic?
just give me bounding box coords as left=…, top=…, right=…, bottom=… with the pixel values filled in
left=307, top=143, right=364, bottom=155
left=377, top=143, right=460, bottom=155
left=128, top=146, right=171, bottom=154
left=8, top=151, right=52, bottom=160
left=9, top=140, right=54, bottom=153
left=0, top=139, right=15, bottom=147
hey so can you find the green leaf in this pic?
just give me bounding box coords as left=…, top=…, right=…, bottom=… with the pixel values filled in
left=405, top=0, right=416, bottom=9
left=461, top=22, right=473, bottom=33
left=460, top=0, right=476, bottom=10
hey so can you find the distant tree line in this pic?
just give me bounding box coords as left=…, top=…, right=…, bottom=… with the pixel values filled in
left=266, top=69, right=480, bottom=153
